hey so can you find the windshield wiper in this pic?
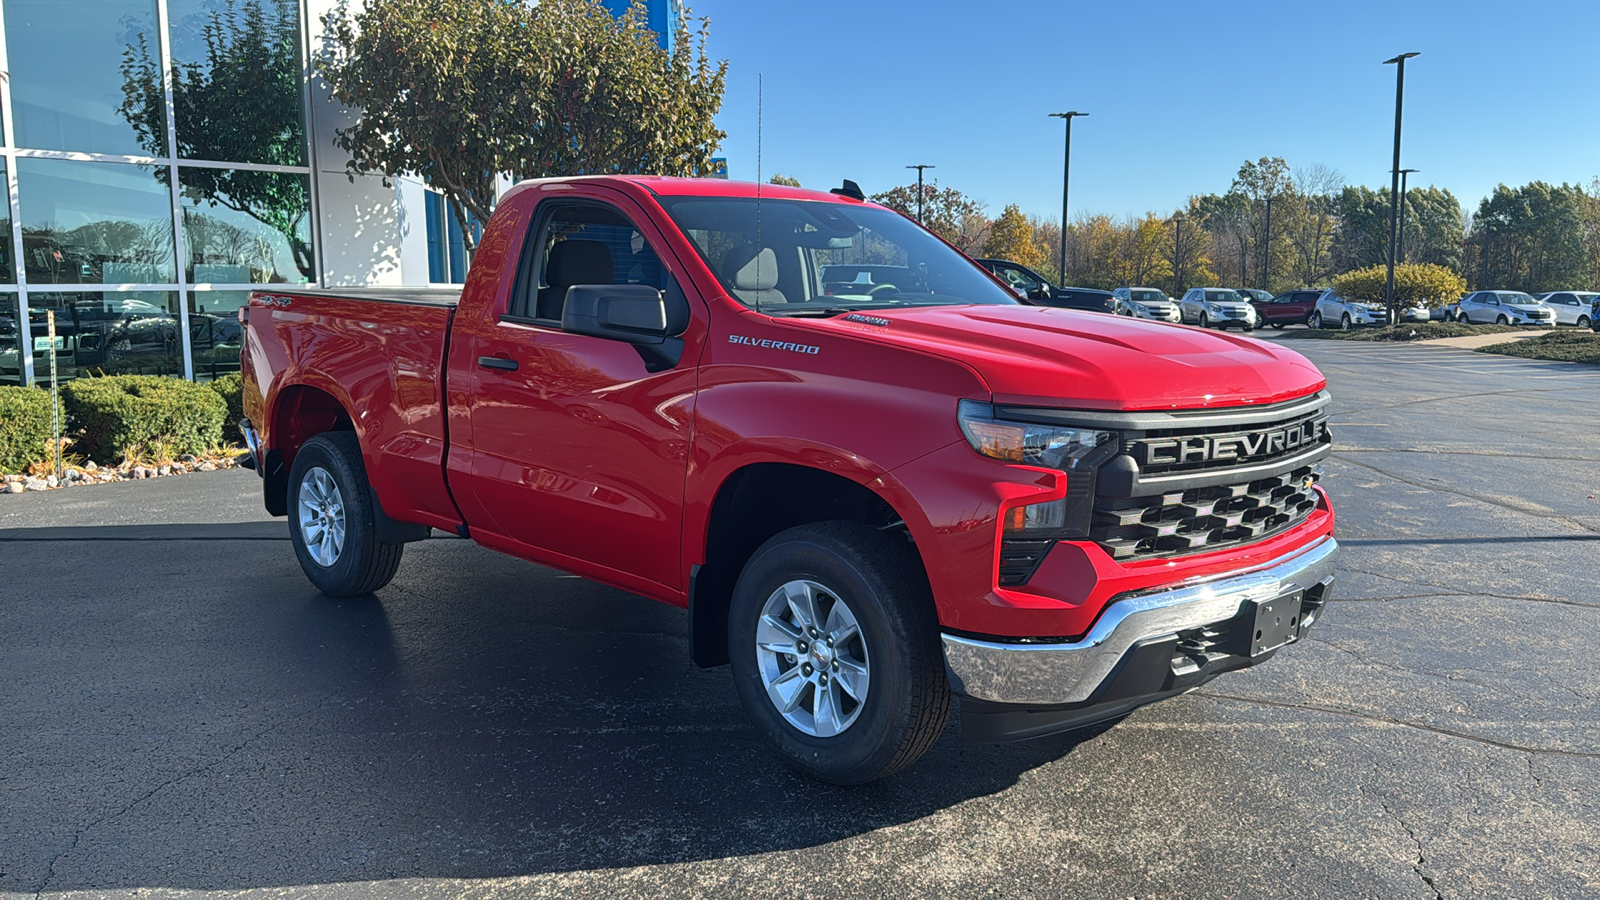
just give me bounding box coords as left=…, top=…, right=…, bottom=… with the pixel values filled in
left=771, top=307, right=862, bottom=318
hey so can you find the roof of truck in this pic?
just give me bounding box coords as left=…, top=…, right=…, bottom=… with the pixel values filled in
left=504, top=174, right=870, bottom=205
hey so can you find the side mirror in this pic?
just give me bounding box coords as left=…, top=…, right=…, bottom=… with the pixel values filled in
left=562, top=283, right=687, bottom=372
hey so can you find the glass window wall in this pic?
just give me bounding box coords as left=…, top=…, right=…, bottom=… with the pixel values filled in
left=15, top=158, right=177, bottom=285
left=181, top=168, right=311, bottom=283
left=167, top=0, right=307, bottom=166
left=24, top=291, right=182, bottom=380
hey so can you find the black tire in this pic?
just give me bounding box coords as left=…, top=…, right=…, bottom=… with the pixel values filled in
left=1271, top=322, right=1285, bottom=330
left=1341, top=313, right=1352, bottom=331
left=1497, top=315, right=1509, bottom=326
left=728, top=521, right=951, bottom=785
left=288, top=432, right=404, bottom=597
left=1308, top=310, right=1322, bottom=329
left=1198, top=312, right=1210, bottom=328
left=1578, top=316, right=1590, bottom=329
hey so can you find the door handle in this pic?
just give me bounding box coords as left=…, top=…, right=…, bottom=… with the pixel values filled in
left=478, top=356, right=519, bottom=371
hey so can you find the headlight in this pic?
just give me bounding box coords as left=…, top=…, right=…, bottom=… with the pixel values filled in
left=957, top=400, right=1114, bottom=469
left=958, top=400, right=1117, bottom=541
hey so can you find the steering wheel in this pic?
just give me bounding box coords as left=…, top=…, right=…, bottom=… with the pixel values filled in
left=866, top=283, right=899, bottom=297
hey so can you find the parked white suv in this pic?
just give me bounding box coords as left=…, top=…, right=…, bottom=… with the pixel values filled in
left=1536, top=292, right=1599, bottom=327
left=1178, top=287, right=1257, bottom=330
left=1308, top=291, right=1382, bottom=330
left=1112, top=287, right=1181, bottom=323
left=1451, top=291, right=1555, bottom=326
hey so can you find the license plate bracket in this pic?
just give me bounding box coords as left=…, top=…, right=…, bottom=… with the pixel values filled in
left=1248, top=593, right=1304, bottom=657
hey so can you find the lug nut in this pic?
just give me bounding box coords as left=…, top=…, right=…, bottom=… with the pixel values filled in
left=801, top=663, right=813, bottom=675
left=819, top=674, right=829, bottom=686
left=796, top=641, right=808, bottom=653
left=832, top=661, right=839, bottom=671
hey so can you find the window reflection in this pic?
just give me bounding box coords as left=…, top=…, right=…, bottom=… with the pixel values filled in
left=181, top=168, right=312, bottom=282
left=18, top=291, right=182, bottom=380
left=0, top=161, right=12, bottom=284
left=163, top=0, right=307, bottom=166
left=0, top=293, right=21, bottom=385
left=188, top=289, right=246, bottom=380
left=16, top=158, right=177, bottom=285
left=7, top=0, right=164, bottom=155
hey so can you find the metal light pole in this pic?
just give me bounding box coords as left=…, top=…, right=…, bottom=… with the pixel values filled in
left=1171, top=211, right=1185, bottom=297
left=905, top=164, right=935, bottom=223
left=1262, top=195, right=1273, bottom=290
left=1383, top=52, right=1419, bottom=324
left=1049, top=111, right=1088, bottom=283
left=1396, top=168, right=1419, bottom=264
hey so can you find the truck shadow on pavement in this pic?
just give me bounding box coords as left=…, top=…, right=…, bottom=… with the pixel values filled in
left=5, top=531, right=1105, bottom=892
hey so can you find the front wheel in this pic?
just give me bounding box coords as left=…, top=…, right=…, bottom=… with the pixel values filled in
left=1198, top=313, right=1210, bottom=329
left=288, top=432, right=404, bottom=597
left=728, top=521, right=951, bottom=784
left=1497, top=315, right=1509, bottom=326
left=1578, top=316, right=1590, bottom=329
left=1307, top=310, right=1322, bottom=329
left=1271, top=322, right=1285, bottom=330
left=1341, top=313, right=1353, bottom=331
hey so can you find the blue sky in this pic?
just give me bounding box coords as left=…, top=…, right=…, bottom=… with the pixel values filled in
left=691, top=0, right=1600, bottom=223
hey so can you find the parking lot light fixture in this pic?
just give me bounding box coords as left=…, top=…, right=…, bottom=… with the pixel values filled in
left=1048, top=111, right=1088, bottom=282
left=1170, top=211, right=1185, bottom=297
left=1383, top=52, right=1420, bottom=324
left=905, top=164, right=935, bottom=223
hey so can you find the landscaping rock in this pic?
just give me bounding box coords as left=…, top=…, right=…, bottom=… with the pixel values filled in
left=179, top=454, right=197, bottom=464
left=5, top=482, right=21, bottom=494
left=85, top=460, right=98, bottom=472
left=23, top=477, right=47, bottom=491
left=44, top=475, right=58, bottom=488
left=198, top=462, right=217, bottom=472
left=159, top=465, right=173, bottom=477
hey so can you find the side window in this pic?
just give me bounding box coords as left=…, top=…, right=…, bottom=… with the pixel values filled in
left=514, top=203, right=667, bottom=322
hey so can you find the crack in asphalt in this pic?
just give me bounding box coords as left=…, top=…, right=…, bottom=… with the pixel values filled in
left=1305, top=635, right=1510, bottom=695
left=1332, top=446, right=1600, bottom=462
left=1335, top=565, right=1600, bottom=613
left=1194, top=691, right=1600, bottom=761
left=1329, top=454, right=1600, bottom=532
left=1366, top=786, right=1445, bottom=900
left=29, top=699, right=327, bottom=897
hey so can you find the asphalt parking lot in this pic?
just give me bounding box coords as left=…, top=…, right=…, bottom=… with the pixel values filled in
left=3, top=339, right=1598, bottom=899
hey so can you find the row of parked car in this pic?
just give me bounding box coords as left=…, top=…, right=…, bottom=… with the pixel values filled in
left=973, top=257, right=1600, bottom=333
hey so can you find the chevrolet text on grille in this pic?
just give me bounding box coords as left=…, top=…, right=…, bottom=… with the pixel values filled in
left=1131, top=419, right=1326, bottom=466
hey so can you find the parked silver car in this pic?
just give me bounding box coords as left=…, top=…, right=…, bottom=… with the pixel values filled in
left=1451, top=291, right=1555, bottom=326
left=1535, top=291, right=1600, bottom=327
left=1178, top=287, right=1257, bottom=330
left=1308, top=290, right=1382, bottom=330
left=1112, top=287, right=1181, bottom=323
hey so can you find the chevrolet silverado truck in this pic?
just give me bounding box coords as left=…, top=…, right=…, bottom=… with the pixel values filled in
left=239, top=175, right=1338, bottom=784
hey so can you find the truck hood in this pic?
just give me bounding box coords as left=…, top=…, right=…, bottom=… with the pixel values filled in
left=814, top=305, right=1326, bottom=410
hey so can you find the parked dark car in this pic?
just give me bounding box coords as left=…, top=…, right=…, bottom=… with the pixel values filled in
left=971, top=259, right=1125, bottom=314
left=1252, top=289, right=1327, bottom=329
left=1235, top=288, right=1274, bottom=304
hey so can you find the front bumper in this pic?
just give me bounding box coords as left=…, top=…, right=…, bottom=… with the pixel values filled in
left=943, top=535, right=1337, bottom=740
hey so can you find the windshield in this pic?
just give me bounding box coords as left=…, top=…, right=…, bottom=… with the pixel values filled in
left=1129, top=290, right=1164, bottom=302
left=1497, top=292, right=1540, bottom=306
left=658, top=197, right=1018, bottom=315
left=1204, top=290, right=1241, bottom=303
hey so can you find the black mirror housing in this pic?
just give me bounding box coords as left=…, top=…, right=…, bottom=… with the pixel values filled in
left=562, top=284, right=686, bottom=373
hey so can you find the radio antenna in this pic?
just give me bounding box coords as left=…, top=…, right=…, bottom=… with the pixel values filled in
left=755, top=73, right=763, bottom=316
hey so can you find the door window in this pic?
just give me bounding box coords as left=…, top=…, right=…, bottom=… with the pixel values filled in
left=515, top=203, right=667, bottom=321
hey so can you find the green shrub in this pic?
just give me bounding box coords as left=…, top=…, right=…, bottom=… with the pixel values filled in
left=0, top=385, right=60, bottom=473
left=207, top=372, right=244, bottom=444
left=63, top=375, right=226, bottom=462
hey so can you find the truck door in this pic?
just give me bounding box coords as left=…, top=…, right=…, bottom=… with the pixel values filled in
left=462, top=195, right=699, bottom=595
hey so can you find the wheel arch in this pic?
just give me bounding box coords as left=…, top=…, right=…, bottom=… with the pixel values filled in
left=688, top=462, right=926, bottom=668
left=261, top=380, right=356, bottom=518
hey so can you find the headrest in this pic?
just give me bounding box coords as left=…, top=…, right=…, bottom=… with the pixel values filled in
left=547, top=239, right=613, bottom=287
left=724, top=244, right=779, bottom=292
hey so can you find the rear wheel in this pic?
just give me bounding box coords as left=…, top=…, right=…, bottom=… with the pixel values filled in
left=728, top=521, right=951, bottom=784
left=288, top=432, right=404, bottom=597
left=1271, top=322, right=1285, bottom=330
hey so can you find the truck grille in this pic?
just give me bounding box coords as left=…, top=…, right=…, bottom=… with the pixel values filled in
left=1125, top=407, right=1330, bottom=477
left=1092, top=465, right=1322, bottom=561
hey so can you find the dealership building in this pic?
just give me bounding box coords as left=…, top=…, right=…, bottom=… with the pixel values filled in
left=0, top=0, right=677, bottom=386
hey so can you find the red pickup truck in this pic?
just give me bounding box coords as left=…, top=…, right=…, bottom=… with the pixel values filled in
left=240, top=175, right=1337, bottom=784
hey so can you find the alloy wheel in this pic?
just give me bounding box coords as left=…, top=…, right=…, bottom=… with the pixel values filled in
left=297, top=466, right=347, bottom=567
left=755, top=579, right=870, bottom=738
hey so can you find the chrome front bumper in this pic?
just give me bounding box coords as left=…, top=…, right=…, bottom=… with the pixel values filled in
left=942, top=536, right=1338, bottom=706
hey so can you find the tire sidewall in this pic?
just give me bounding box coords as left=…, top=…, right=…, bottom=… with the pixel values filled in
left=288, top=435, right=376, bottom=596
left=728, top=527, right=927, bottom=784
